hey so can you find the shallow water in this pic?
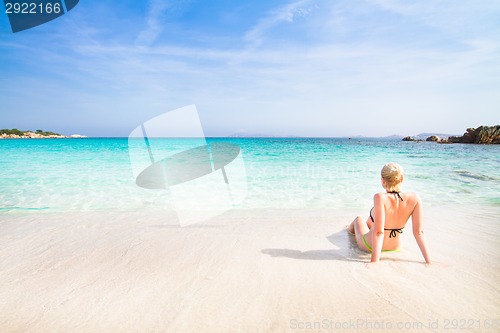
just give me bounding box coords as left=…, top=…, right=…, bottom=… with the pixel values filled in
left=0, top=138, right=499, bottom=217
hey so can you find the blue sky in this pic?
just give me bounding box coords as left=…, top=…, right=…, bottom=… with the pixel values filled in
left=1, top=0, right=499, bottom=137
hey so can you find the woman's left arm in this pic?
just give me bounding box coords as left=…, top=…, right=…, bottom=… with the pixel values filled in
left=370, top=194, right=385, bottom=262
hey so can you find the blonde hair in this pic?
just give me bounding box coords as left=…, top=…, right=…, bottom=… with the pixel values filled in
left=381, top=162, right=404, bottom=192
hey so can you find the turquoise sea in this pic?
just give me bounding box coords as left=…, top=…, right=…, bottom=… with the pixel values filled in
left=0, top=138, right=499, bottom=217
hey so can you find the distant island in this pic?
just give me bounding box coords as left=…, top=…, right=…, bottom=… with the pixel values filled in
left=0, top=128, right=87, bottom=139
left=403, top=125, right=500, bottom=144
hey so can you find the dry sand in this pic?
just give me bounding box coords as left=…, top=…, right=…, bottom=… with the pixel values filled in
left=0, top=206, right=499, bottom=332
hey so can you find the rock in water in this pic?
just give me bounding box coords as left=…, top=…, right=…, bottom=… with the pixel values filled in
left=402, top=136, right=421, bottom=142
left=426, top=135, right=440, bottom=142
left=448, top=125, right=500, bottom=144
left=475, top=126, right=500, bottom=144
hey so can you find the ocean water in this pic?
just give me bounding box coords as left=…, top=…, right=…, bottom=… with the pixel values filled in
left=0, top=138, right=499, bottom=218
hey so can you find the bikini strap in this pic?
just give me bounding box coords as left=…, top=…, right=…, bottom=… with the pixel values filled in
left=388, top=191, right=404, bottom=201
left=385, top=227, right=404, bottom=238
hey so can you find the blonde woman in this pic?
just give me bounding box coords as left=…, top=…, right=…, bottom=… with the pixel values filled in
left=348, top=162, right=431, bottom=264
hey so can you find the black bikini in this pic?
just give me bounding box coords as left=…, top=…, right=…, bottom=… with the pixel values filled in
left=369, top=191, right=405, bottom=238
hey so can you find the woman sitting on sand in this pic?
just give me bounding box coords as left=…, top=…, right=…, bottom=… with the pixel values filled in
left=348, top=162, right=431, bottom=264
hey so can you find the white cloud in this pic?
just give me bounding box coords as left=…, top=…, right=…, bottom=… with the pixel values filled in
left=368, top=0, right=500, bottom=38
left=244, top=0, right=314, bottom=47
left=136, top=0, right=171, bottom=46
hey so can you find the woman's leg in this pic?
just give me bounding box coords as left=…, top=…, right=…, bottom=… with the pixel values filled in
left=349, top=216, right=371, bottom=252
left=347, top=218, right=356, bottom=234
left=348, top=216, right=371, bottom=234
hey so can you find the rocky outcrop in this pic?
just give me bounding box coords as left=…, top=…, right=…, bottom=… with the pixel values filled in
left=448, top=125, right=500, bottom=144
left=402, top=136, right=422, bottom=142
left=405, top=125, right=500, bottom=144
left=426, top=135, right=452, bottom=144
left=0, top=131, right=66, bottom=139
left=426, top=135, right=440, bottom=142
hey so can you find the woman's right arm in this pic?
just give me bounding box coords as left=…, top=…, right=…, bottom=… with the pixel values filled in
left=370, top=194, right=385, bottom=263
left=412, top=194, right=431, bottom=264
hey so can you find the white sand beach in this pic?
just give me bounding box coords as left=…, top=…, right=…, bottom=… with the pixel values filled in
left=0, top=206, right=498, bottom=332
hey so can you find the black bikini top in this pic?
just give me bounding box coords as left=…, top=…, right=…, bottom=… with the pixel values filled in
left=386, top=191, right=404, bottom=237
left=370, top=191, right=405, bottom=238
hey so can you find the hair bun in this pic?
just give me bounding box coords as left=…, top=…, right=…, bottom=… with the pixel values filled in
left=381, top=162, right=404, bottom=191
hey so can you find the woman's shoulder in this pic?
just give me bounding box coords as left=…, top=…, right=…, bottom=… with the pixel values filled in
left=400, top=192, right=422, bottom=209
left=402, top=192, right=421, bottom=201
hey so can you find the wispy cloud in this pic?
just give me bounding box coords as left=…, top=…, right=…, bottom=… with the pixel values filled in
left=368, top=0, right=500, bottom=38
left=136, top=0, right=171, bottom=46
left=244, top=0, right=314, bottom=47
